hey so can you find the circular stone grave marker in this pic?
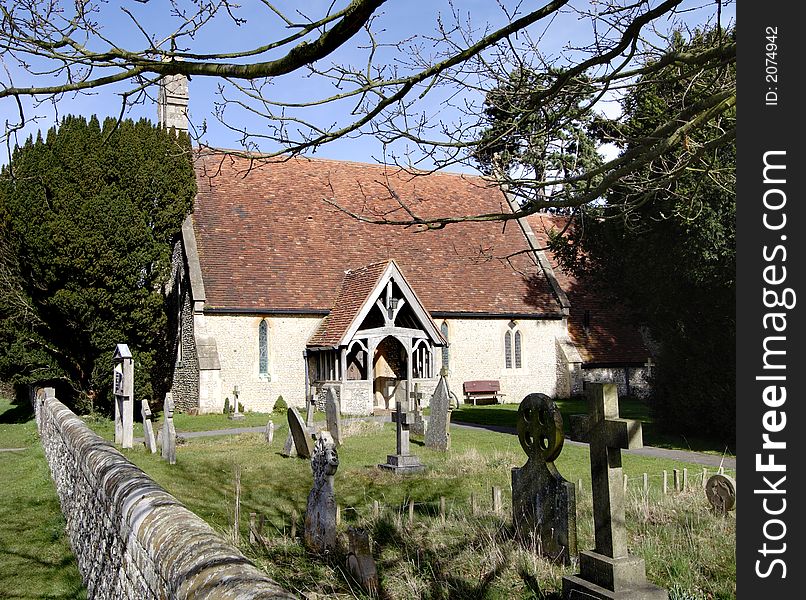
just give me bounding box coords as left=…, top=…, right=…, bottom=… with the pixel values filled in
left=705, top=473, right=737, bottom=513
left=516, top=393, right=564, bottom=463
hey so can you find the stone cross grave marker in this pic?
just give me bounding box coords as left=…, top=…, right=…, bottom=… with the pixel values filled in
left=230, top=385, right=244, bottom=420
left=409, top=382, right=427, bottom=436
left=324, top=387, right=342, bottom=447
left=563, top=383, right=667, bottom=599
left=511, top=393, right=576, bottom=564
left=141, top=398, right=158, bottom=454
left=304, top=431, right=339, bottom=553
left=379, top=381, right=424, bottom=474
left=425, top=376, right=452, bottom=451
left=161, top=392, right=177, bottom=465
left=112, top=344, right=134, bottom=449
left=705, top=474, right=737, bottom=514
left=287, top=407, right=313, bottom=459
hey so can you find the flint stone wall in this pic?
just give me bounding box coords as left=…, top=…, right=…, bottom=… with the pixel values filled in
left=35, top=391, right=293, bottom=599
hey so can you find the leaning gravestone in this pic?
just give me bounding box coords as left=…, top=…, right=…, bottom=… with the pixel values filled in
left=511, top=393, right=576, bottom=564
left=304, top=431, right=339, bottom=553
left=287, top=407, right=313, bottom=459
left=161, top=392, right=177, bottom=465
left=324, top=388, right=342, bottom=447
left=112, top=344, right=134, bottom=449
left=141, top=399, right=158, bottom=454
left=425, top=376, right=452, bottom=451
left=563, top=383, right=667, bottom=599
left=705, top=474, right=737, bottom=514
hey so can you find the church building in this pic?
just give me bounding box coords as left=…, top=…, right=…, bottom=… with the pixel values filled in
left=161, top=75, right=651, bottom=415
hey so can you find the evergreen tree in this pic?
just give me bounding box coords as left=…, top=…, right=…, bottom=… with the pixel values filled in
left=0, top=116, right=195, bottom=412
left=476, top=69, right=603, bottom=210
left=554, top=27, right=736, bottom=444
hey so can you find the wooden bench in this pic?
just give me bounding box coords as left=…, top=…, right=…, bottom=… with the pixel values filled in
left=462, top=380, right=503, bottom=405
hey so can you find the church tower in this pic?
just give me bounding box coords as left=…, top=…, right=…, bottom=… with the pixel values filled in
left=157, top=72, right=189, bottom=134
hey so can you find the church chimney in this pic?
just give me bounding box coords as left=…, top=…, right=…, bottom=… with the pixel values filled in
left=157, top=72, right=189, bottom=134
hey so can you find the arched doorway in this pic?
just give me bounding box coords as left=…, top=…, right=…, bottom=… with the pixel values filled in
left=373, top=336, right=407, bottom=410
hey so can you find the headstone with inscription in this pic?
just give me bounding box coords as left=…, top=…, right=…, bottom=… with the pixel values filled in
left=264, top=419, right=275, bottom=444
left=347, top=527, right=379, bottom=595
left=141, top=399, right=158, bottom=454
left=304, top=431, right=339, bottom=553
left=425, top=376, right=452, bottom=451
left=563, top=383, right=667, bottom=599
left=161, top=392, right=177, bottom=465
left=288, top=407, right=313, bottom=459
left=705, top=474, right=737, bottom=514
left=112, top=344, right=134, bottom=449
left=512, top=393, right=576, bottom=564
left=325, top=388, right=343, bottom=447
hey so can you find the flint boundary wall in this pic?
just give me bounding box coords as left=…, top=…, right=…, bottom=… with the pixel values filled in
left=34, top=388, right=294, bottom=599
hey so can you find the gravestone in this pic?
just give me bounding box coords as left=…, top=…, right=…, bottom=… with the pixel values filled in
left=112, top=344, right=134, bottom=449
left=304, top=431, right=339, bottom=553
left=705, top=474, right=737, bottom=514
left=347, top=527, right=379, bottom=595
left=325, top=388, right=342, bottom=447
left=425, top=376, right=452, bottom=451
left=306, top=395, right=315, bottom=427
left=563, top=384, right=667, bottom=599
left=409, top=383, right=427, bottom=437
left=264, top=419, right=275, bottom=444
left=141, top=399, right=158, bottom=454
left=280, top=431, right=297, bottom=457
left=230, top=385, right=244, bottom=420
left=511, top=393, right=576, bottom=564
left=379, top=382, right=424, bottom=474
left=287, top=407, right=313, bottom=459
left=161, top=392, right=177, bottom=465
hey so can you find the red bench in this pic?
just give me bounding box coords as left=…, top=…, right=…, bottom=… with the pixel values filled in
left=462, top=380, right=503, bottom=405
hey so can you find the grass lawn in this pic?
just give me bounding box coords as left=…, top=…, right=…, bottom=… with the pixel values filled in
left=0, top=394, right=86, bottom=599
left=111, top=418, right=735, bottom=599
left=3, top=391, right=736, bottom=599
left=451, top=397, right=736, bottom=456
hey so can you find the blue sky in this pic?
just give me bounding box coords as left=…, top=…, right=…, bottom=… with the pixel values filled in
left=0, top=1, right=734, bottom=170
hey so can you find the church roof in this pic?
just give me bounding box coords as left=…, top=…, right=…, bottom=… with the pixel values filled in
left=307, top=261, right=387, bottom=347
left=191, top=152, right=562, bottom=317
left=527, top=214, right=650, bottom=366
left=308, top=259, right=445, bottom=347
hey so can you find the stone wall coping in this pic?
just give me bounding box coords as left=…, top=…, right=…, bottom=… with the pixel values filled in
left=38, top=395, right=295, bottom=599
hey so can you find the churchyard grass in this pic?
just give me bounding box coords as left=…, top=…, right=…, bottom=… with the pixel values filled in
left=85, top=407, right=319, bottom=440
left=0, top=393, right=86, bottom=599
left=108, top=420, right=735, bottom=599
left=451, top=398, right=736, bottom=455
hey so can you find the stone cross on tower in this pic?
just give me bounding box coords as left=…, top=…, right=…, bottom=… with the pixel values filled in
left=563, top=383, right=667, bottom=599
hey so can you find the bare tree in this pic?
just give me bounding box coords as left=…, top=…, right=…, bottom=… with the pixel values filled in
left=1, top=0, right=734, bottom=223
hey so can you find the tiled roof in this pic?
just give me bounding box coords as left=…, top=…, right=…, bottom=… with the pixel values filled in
left=192, top=152, right=561, bottom=316
left=307, top=261, right=388, bottom=347
left=528, top=214, right=649, bottom=366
